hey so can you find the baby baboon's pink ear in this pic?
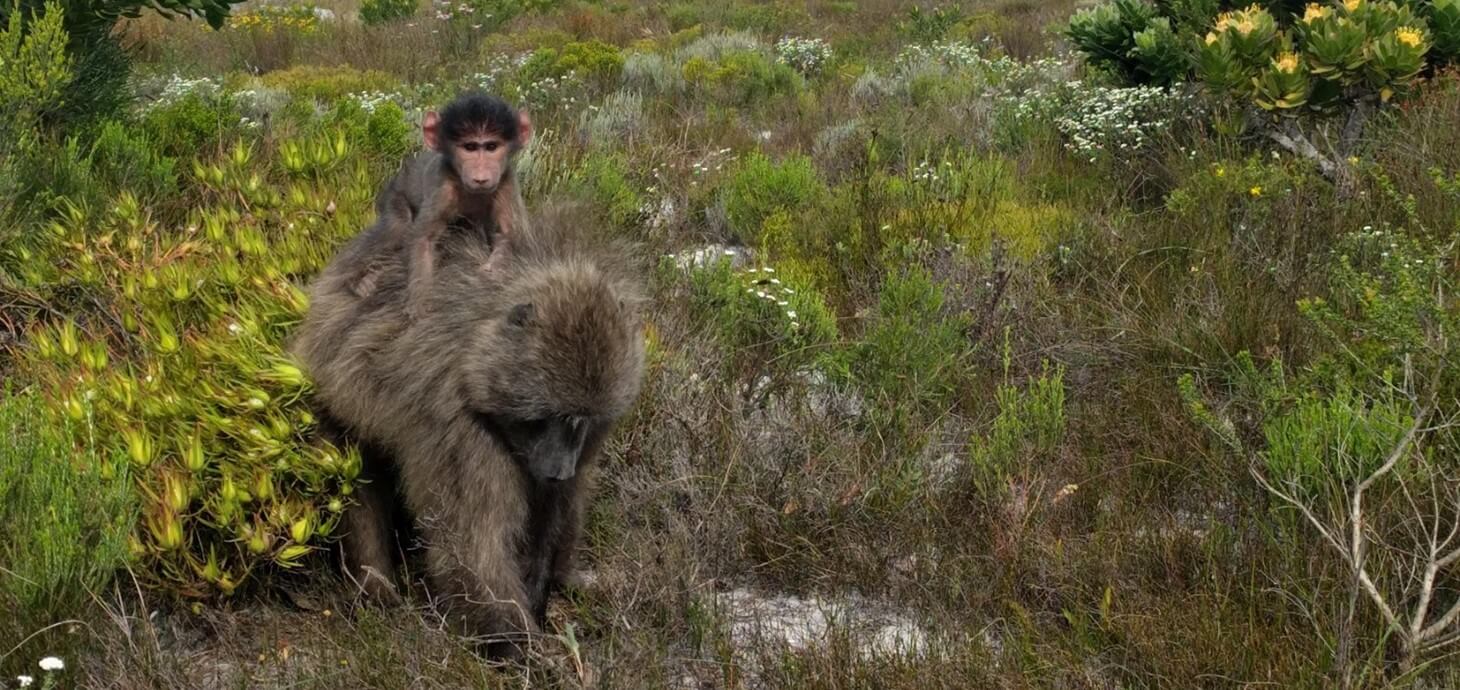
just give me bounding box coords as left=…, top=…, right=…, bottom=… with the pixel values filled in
left=517, top=111, right=533, bottom=146
left=422, top=111, right=442, bottom=150
left=508, top=303, right=535, bottom=328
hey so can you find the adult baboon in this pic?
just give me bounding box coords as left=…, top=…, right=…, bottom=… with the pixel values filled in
left=292, top=209, right=645, bottom=660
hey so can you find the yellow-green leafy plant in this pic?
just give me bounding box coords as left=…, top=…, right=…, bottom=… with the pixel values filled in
left=12, top=125, right=379, bottom=597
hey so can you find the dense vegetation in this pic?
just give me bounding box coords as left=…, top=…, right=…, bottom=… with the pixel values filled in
left=2, top=0, right=1459, bottom=686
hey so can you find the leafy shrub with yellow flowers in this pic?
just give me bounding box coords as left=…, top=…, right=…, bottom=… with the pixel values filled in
left=1199, top=0, right=1435, bottom=111
left=8, top=123, right=382, bottom=597
left=1067, top=0, right=1460, bottom=108
left=226, top=2, right=320, bottom=33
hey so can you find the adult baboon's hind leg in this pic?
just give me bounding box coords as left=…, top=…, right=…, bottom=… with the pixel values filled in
left=338, top=443, right=405, bottom=604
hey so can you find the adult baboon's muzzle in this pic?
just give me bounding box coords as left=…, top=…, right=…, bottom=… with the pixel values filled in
left=530, top=452, right=577, bottom=482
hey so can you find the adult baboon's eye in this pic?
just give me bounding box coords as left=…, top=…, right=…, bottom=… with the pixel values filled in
left=461, top=142, right=480, bottom=152
left=484, top=141, right=501, bottom=152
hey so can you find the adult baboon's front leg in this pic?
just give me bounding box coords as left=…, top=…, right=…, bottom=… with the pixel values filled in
left=423, top=516, right=537, bottom=661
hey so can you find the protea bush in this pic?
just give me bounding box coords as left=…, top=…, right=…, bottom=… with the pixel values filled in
left=13, top=128, right=379, bottom=597
left=1197, top=0, right=1433, bottom=112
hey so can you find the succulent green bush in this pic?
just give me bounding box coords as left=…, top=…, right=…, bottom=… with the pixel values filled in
left=360, top=0, right=415, bottom=25
left=12, top=125, right=377, bottom=597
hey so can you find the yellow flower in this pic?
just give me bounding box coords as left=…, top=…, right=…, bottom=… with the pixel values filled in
left=1214, top=11, right=1234, bottom=31
left=1205, top=31, right=1219, bottom=44
left=1250, top=186, right=1263, bottom=197
left=1235, top=16, right=1256, bottom=34
left=1396, top=27, right=1424, bottom=48
left=1275, top=52, right=1301, bottom=73
left=1344, top=0, right=1361, bottom=11
left=1215, top=165, right=1226, bottom=177
left=1302, top=3, right=1331, bottom=22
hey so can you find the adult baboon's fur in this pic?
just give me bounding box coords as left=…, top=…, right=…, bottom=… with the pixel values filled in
left=291, top=207, right=645, bottom=658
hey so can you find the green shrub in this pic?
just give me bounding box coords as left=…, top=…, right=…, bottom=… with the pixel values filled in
left=360, top=0, right=415, bottom=25
left=723, top=152, right=824, bottom=242
left=1261, top=379, right=1413, bottom=493
left=971, top=354, right=1068, bottom=488
left=0, top=134, right=99, bottom=232
left=520, top=39, right=624, bottom=85
left=90, top=119, right=178, bottom=201
left=1432, top=0, right=1460, bottom=61
left=0, top=388, right=137, bottom=615
left=141, top=90, right=239, bottom=158
left=682, top=48, right=802, bottom=105
left=0, top=0, right=73, bottom=133
left=849, top=268, right=973, bottom=427
left=258, top=65, right=402, bottom=102
left=898, top=4, right=967, bottom=43
left=324, top=98, right=413, bottom=163
left=1065, top=0, right=1190, bottom=86
left=683, top=258, right=840, bottom=373
left=572, top=152, right=645, bottom=230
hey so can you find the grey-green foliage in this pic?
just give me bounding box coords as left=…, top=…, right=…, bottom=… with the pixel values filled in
left=676, top=30, right=765, bottom=62
left=580, top=89, right=645, bottom=147
left=0, top=389, right=137, bottom=614
left=622, top=53, right=685, bottom=96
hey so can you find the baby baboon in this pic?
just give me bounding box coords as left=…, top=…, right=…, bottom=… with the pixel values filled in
left=347, top=91, right=534, bottom=317
left=292, top=212, right=645, bottom=660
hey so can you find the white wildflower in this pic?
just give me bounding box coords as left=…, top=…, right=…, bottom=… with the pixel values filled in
left=38, top=657, right=63, bottom=672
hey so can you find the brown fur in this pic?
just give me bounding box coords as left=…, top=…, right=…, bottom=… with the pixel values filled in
left=291, top=207, right=645, bottom=659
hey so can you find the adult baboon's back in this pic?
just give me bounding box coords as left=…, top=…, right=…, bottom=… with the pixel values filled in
left=291, top=207, right=646, bottom=658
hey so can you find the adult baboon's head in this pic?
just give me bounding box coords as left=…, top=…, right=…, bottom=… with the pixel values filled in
left=463, top=257, right=645, bottom=482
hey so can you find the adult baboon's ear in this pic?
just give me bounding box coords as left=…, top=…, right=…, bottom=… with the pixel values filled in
left=507, top=303, right=535, bottom=328
left=422, top=111, right=442, bottom=151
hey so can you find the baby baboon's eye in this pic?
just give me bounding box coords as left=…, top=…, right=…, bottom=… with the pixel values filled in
left=461, top=142, right=481, bottom=152
left=484, top=141, right=501, bottom=152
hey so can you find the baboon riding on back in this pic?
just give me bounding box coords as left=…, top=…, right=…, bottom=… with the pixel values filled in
left=291, top=92, right=646, bottom=661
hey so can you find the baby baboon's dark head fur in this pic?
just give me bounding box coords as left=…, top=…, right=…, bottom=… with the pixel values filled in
left=460, top=256, right=644, bottom=483
left=439, top=90, right=521, bottom=144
